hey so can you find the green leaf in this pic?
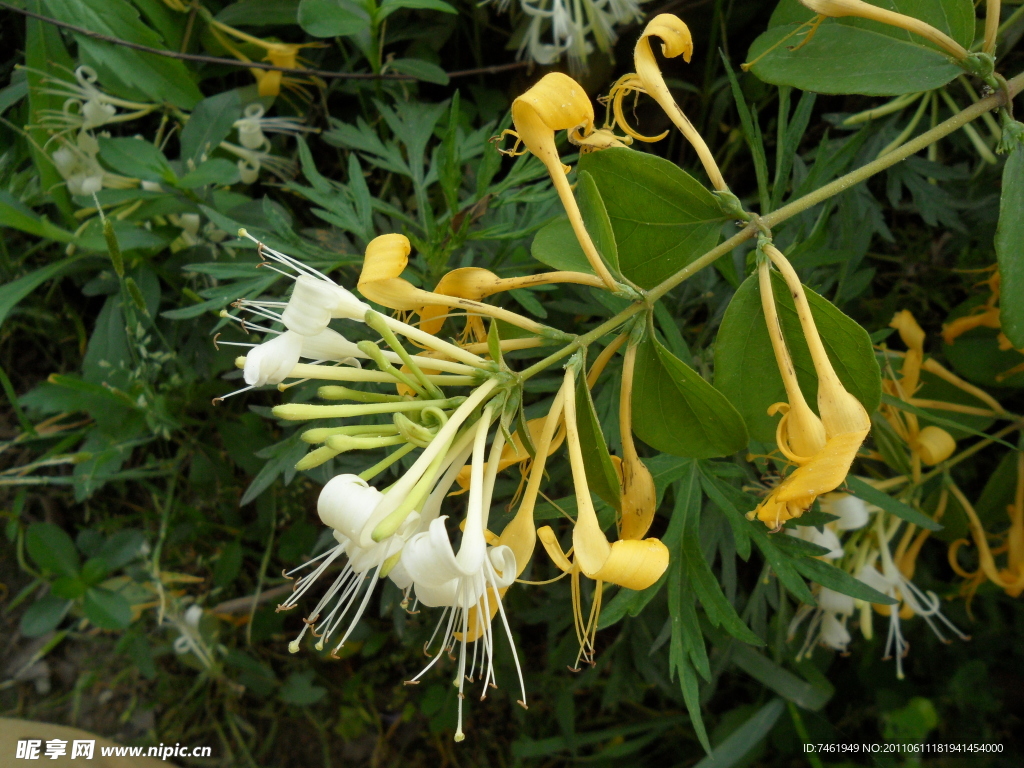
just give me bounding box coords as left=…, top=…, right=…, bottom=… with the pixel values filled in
left=213, top=540, right=244, bottom=588
left=80, top=557, right=110, bottom=586
left=43, top=0, right=202, bottom=108
left=216, top=0, right=301, bottom=26
left=730, top=647, right=831, bottom=710
left=83, top=586, right=133, bottom=630
left=20, top=595, right=73, bottom=637
left=844, top=474, right=941, bottom=530
left=576, top=148, right=726, bottom=289
left=0, top=190, right=76, bottom=242
left=387, top=58, right=450, bottom=86
left=746, top=0, right=975, bottom=96
left=792, top=556, right=897, bottom=605
left=714, top=271, right=881, bottom=443
left=180, top=89, right=244, bottom=166
left=531, top=217, right=595, bottom=274
left=51, top=576, right=88, bottom=599
left=0, top=256, right=89, bottom=329
left=576, top=170, right=619, bottom=276
left=26, top=522, right=80, bottom=578
left=379, top=0, right=457, bottom=17
left=574, top=371, right=621, bottom=510
left=177, top=159, right=242, bottom=189
left=632, top=334, right=748, bottom=458
left=98, top=137, right=175, bottom=183
left=97, top=530, right=147, bottom=569
left=997, top=145, right=1024, bottom=348
left=694, top=699, right=785, bottom=768
left=278, top=670, right=328, bottom=705
left=297, top=0, right=370, bottom=37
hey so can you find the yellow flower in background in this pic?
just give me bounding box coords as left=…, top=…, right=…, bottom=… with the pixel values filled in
left=942, top=270, right=1024, bottom=382
left=207, top=18, right=325, bottom=98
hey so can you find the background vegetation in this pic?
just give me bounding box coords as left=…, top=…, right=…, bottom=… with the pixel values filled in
left=1, top=0, right=1022, bottom=766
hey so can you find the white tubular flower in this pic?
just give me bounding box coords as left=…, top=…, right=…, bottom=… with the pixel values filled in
left=787, top=522, right=843, bottom=559
left=283, top=274, right=369, bottom=331
left=298, top=328, right=365, bottom=363
left=233, top=103, right=316, bottom=151
left=243, top=330, right=302, bottom=386
left=220, top=140, right=298, bottom=183
left=278, top=475, right=420, bottom=655
left=819, top=611, right=852, bottom=651
left=819, top=492, right=872, bottom=531
left=33, top=66, right=157, bottom=133
left=51, top=131, right=105, bottom=196
left=399, top=413, right=526, bottom=742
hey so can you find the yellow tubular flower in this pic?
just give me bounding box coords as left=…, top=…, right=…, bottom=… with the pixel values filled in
left=949, top=471, right=1024, bottom=598
left=749, top=246, right=871, bottom=528
left=758, top=259, right=827, bottom=464
left=799, top=0, right=970, bottom=61
left=419, top=267, right=606, bottom=336
left=357, top=234, right=553, bottom=337
left=563, top=366, right=669, bottom=589
left=617, top=343, right=658, bottom=540
left=633, top=15, right=728, bottom=191
left=508, top=74, right=620, bottom=291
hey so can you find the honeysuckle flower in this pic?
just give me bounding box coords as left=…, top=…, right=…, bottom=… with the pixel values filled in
left=537, top=366, right=669, bottom=665
left=819, top=492, right=872, bottom=531
left=790, top=584, right=857, bottom=657
left=219, top=140, right=298, bottom=183
left=616, top=342, right=657, bottom=540
left=207, top=19, right=325, bottom=98
left=941, top=269, right=1024, bottom=381
left=798, top=0, right=969, bottom=61
left=30, top=65, right=157, bottom=133
left=612, top=15, right=729, bottom=191
left=400, top=410, right=527, bottom=742
left=357, top=234, right=559, bottom=338
left=511, top=0, right=645, bottom=69
left=233, top=103, right=316, bottom=152
left=502, top=73, right=626, bottom=291
left=417, top=267, right=606, bottom=338
left=787, top=523, right=843, bottom=559
left=748, top=245, right=870, bottom=528
left=279, top=475, right=422, bottom=656
left=50, top=131, right=136, bottom=197
left=948, top=467, right=1024, bottom=599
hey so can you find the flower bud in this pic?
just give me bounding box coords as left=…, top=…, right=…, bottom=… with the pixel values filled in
left=617, top=454, right=657, bottom=541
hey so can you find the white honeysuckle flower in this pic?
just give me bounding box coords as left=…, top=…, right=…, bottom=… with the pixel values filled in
left=243, top=330, right=303, bottom=386
left=278, top=475, right=420, bottom=655
left=819, top=492, right=873, bottom=530
left=220, top=140, right=298, bottom=183
left=51, top=131, right=104, bottom=196
left=819, top=611, right=852, bottom=651
left=399, top=415, right=526, bottom=742
left=606, top=0, right=642, bottom=23
left=233, top=103, right=316, bottom=151
left=787, top=522, right=843, bottom=559
left=818, top=586, right=855, bottom=616
left=33, top=65, right=157, bottom=133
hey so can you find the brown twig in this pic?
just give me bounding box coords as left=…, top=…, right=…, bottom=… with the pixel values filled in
left=4, top=1, right=529, bottom=82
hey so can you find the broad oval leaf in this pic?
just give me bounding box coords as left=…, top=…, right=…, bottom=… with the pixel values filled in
left=26, top=522, right=81, bottom=578
left=575, top=371, right=621, bottom=510
left=576, top=170, right=620, bottom=276
left=746, top=0, right=975, bottom=96
left=576, top=148, right=726, bottom=289
left=20, top=595, right=73, bottom=638
left=531, top=216, right=595, bottom=275
left=632, top=335, right=748, bottom=458
left=714, top=271, right=882, bottom=443
left=996, top=146, right=1024, bottom=348
left=83, top=586, right=133, bottom=630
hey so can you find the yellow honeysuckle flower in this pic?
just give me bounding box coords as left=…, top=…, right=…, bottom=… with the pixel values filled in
left=758, top=259, right=827, bottom=465
left=615, top=342, right=657, bottom=540
left=749, top=245, right=871, bottom=528
left=418, top=266, right=607, bottom=337
left=356, top=234, right=553, bottom=337
left=622, top=14, right=728, bottom=192
left=798, top=0, right=969, bottom=61
left=208, top=19, right=325, bottom=98
left=504, top=73, right=624, bottom=291
left=537, top=366, right=669, bottom=665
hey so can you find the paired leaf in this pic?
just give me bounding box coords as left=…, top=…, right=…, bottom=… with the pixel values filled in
left=632, top=334, right=748, bottom=459
left=714, top=271, right=881, bottom=443
left=747, top=0, right=975, bottom=96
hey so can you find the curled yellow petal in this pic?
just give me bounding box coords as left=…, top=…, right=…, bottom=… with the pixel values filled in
left=589, top=538, right=669, bottom=590
left=511, top=75, right=619, bottom=290
left=634, top=15, right=727, bottom=191
left=913, top=425, right=956, bottom=466
left=537, top=525, right=574, bottom=573
left=799, top=0, right=969, bottom=60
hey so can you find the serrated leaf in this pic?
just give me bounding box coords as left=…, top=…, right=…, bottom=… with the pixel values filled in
left=633, top=334, right=748, bottom=458
left=714, top=271, right=881, bottom=443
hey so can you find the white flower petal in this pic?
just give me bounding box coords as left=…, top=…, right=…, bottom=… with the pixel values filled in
left=243, top=330, right=302, bottom=386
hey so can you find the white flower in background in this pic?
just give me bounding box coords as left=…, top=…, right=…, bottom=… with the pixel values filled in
left=33, top=65, right=157, bottom=133
left=220, top=140, right=298, bottom=184
left=820, top=492, right=873, bottom=531
left=233, top=103, right=316, bottom=151
left=787, top=522, right=843, bottom=559
left=511, top=0, right=648, bottom=69
left=50, top=131, right=134, bottom=197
